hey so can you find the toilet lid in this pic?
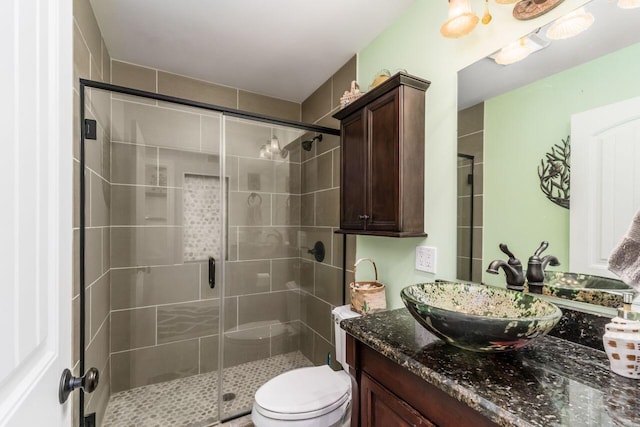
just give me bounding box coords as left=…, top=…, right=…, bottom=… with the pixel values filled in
left=254, top=365, right=350, bottom=420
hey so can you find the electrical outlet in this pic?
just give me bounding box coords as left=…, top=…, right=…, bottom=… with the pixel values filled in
left=415, top=246, right=437, bottom=273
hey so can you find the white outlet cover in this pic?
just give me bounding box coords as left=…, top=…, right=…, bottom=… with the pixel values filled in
left=415, top=246, right=437, bottom=274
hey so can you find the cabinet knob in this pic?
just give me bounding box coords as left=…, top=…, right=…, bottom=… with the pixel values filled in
left=359, top=214, right=370, bottom=220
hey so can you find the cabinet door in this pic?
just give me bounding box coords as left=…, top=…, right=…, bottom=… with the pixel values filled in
left=361, top=373, right=435, bottom=427
left=367, top=89, right=400, bottom=231
left=341, top=110, right=367, bottom=230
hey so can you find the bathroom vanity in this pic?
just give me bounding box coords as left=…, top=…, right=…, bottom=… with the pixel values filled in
left=342, top=308, right=640, bottom=427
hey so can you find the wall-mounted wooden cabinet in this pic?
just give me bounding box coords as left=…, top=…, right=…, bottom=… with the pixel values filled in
left=334, top=73, right=430, bottom=237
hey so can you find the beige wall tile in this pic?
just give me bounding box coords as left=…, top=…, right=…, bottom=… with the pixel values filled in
left=73, top=24, right=90, bottom=91
left=315, top=152, right=333, bottom=191
left=157, top=300, right=219, bottom=344
left=159, top=149, right=221, bottom=188
left=110, top=339, right=199, bottom=392
left=238, top=90, right=300, bottom=122
left=301, top=194, right=314, bottom=226
left=111, top=60, right=157, bottom=93
left=85, top=227, right=102, bottom=285
left=111, top=185, right=183, bottom=226
left=202, top=115, right=222, bottom=154
left=301, top=157, right=317, bottom=194
left=299, top=322, right=314, bottom=362
left=102, top=228, right=110, bottom=275
left=72, top=296, right=79, bottom=366
left=273, top=194, right=300, bottom=226
left=316, top=134, right=340, bottom=156
left=89, top=171, right=110, bottom=227
left=238, top=227, right=299, bottom=260
left=73, top=92, right=80, bottom=160
left=226, top=156, right=239, bottom=192
left=199, top=335, right=219, bottom=374
left=111, top=100, right=201, bottom=151
left=111, top=142, right=157, bottom=186
left=86, top=315, right=109, bottom=376
left=102, top=40, right=111, bottom=83
left=314, top=263, right=343, bottom=306
left=274, top=161, right=292, bottom=194
left=225, top=119, right=271, bottom=159
left=315, top=188, right=339, bottom=227
left=90, top=272, right=110, bottom=340
left=73, top=230, right=79, bottom=297
left=229, top=192, right=271, bottom=227
left=300, top=259, right=314, bottom=294
left=332, top=148, right=340, bottom=188
left=458, top=132, right=484, bottom=161
left=237, top=291, right=300, bottom=327
left=111, top=264, right=200, bottom=309
left=73, top=0, right=102, bottom=63
left=458, top=102, right=484, bottom=137
left=90, top=56, right=103, bottom=82
left=73, top=161, right=80, bottom=228
left=302, top=80, right=331, bottom=124
left=225, top=260, right=271, bottom=296
left=158, top=71, right=237, bottom=109
left=300, top=293, right=331, bottom=341
left=110, top=226, right=183, bottom=267
left=238, top=158, right=275, bottom=193
left=111, top=307, right=156, bottom=352
left=271, top=258, right=300, bottom=291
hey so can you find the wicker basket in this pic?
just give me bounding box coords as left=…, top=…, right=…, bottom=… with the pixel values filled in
left=339, top=81, right=363, bottom=108
left=350, top=258, right=387, bottom=315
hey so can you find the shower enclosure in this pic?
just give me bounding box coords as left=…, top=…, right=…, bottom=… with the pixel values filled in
left=78, top=79, right=339, bottom=426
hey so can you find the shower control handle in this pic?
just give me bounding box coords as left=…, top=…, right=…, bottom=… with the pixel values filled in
left=209, top=257, right=216, bottom=289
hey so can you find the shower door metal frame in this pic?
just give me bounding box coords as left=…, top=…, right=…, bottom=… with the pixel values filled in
left=78, top=78, right=339, bottom=425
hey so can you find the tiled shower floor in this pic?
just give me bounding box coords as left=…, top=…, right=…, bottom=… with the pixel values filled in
left=102, top=351, right=313, bottom=427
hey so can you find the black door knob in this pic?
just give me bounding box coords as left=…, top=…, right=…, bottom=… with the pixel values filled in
left=59, top=367, right=100, bottom=404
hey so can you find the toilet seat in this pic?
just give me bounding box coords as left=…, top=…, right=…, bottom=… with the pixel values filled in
left=254, top=365, right=350, bottom=421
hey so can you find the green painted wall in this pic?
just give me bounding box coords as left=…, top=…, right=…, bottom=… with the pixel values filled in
left=354, top=0, right=589, bottom=309
left=483, top=42, right=640, bottom=286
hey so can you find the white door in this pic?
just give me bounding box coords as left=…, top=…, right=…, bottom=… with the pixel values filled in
left=0, top=0, right=72, bottom=426
left=571, top=96, right=640, bottom=278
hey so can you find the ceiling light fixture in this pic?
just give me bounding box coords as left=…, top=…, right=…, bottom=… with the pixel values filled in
left=494, top=0, right=518, bottom=4
left=618, top=0, right=640, bottom=9
left=440, top=0, right=480, bottom=38
left=545, top=7, right=594, bottom=40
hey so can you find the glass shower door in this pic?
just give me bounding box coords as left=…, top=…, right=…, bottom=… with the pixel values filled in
left=98, top=88, right=225, bottom=426
left=219, top=116, right=312, bottom=420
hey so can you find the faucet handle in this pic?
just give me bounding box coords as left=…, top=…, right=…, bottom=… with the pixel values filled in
left=498, top=243, right=519, bottom=264
left=533, top=241, right=549, bottom=258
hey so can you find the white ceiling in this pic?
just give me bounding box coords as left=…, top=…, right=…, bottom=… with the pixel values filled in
left=458, top=1, right=640, bottom=110
left=89, top=0, right=415, bottom=103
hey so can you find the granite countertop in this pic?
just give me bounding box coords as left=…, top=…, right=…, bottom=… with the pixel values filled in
left=341, top=308, right=640, bottom=427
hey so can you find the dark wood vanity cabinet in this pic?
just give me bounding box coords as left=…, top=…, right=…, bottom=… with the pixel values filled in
left=347, top=334, right=498, bottom=427
left=334, top=73, right=430, bottom=237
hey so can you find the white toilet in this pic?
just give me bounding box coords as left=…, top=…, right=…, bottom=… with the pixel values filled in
left=251, top=305, right=361, bottom=427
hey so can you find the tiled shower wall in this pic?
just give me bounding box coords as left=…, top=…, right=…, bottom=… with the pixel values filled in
left=457, top=103, right=484, bottom=283
left=299, top=56, right=357, bottom=369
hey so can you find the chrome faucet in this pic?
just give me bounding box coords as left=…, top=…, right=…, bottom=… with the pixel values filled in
left=486, top=243, right=525, bottom=291
left=526, top=241, right=560, bottom=293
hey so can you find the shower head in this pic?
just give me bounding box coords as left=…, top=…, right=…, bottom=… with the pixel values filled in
left=301, top=134, right=322, bottom=152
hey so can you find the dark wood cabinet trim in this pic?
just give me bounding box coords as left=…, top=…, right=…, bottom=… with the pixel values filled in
left=347, top=335, right=499, bottom=427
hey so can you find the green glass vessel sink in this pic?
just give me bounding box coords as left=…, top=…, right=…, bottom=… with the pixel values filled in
left=540, top=271, right=636, bottom=308
left=401, top=282, right=562, bottom=352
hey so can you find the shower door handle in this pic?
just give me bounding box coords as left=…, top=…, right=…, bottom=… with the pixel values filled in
left=209, top=257, right=216, bottom=289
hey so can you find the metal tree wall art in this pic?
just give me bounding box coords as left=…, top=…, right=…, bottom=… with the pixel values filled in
left=538, top=135, right=570, bottom=209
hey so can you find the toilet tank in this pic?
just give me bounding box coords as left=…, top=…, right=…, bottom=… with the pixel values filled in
left=332, top=305, right=361, bottom=371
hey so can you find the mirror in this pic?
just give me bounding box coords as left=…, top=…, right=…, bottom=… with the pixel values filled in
left=456, top=1, right=640, bottom=310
